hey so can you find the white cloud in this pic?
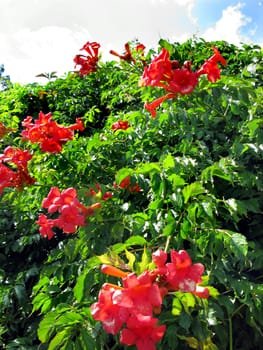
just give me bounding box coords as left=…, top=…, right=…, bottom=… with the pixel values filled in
left=1, top=26, right=91, bottom=83
left=202, top=2, right=251, bottom=44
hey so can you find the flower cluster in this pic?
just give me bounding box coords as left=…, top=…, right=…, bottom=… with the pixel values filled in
left=0, top=122, right=16, bottom=139
left=115, top=175, right=142, bottom=193
left=0, top=146, right=35, bottom=195
left=74, top=41, right=100, bottom=75
left=110, top=42, right=145, bottom=64
left=37, top=184, right=112, bottom=239
left=86, top=183, right=113, bottom=202
left=91, top=249, right=209, bottom=349
left=140, top=46, right=226, bottom=118
left=21, top=111, right=84, bottom=153
left=111, top=120, right=130, bottom=131
left=37, top=187, right=88, bottom=239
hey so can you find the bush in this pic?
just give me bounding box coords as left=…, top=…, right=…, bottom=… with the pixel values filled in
left=0, top=38, right=262, bottom=350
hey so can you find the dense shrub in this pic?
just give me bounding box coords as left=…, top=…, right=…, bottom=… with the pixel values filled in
left=0, top=38, right=262, bottom=350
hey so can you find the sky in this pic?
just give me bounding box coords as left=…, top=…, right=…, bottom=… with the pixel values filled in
left=0, top=0, right=262, bottom=84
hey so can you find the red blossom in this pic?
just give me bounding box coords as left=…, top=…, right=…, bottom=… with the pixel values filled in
left=118, top=176, right=142, bottom=193
left=0, top=122, right=16, bottom=139
left=0, top=163, right=16, bottom=195
left=21, top=111, right=84, bottom=153
left=36, top=214, right=56, bottom=239
left=197, top=46, right=227, bottom=82
left=87, top=183, right=113, bottom=201
left=74, top=41, right=100, bottom=75
left=116, top=271, right=163, bottom=315
left=110, top=43, right=136, bottom=63
left=56, top=205, right=86, bottom=233
left=144, top=93, right=177, bottom=118
left=92, top=248, right=210, bottom=348
left=120, top=314, right=166, bottom=350
left=136, top=43, right=146, bottom=53
left=151, top=249, right=209, bottom=297
left=38, top=187, right=88, bottom=237
left=139, top=48, right=172, bottom=89
left=140, top=46, right=226, bottom=117
left=0, top=146, right=32, bottom=167
left=0, top=147, right=35, bottom=194
left=91, top=283, right=130, bottom=334
left=111, top=120, right=130, bottom=131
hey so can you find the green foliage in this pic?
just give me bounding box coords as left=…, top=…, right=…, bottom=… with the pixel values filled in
left=0, top=38, right=262, bottom=349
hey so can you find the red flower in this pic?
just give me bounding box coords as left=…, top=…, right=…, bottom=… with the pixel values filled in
left=36, top=214, right=56, bottom=239
left=0, top=146, right=32, bottom=167
left=118, top=176, right=142, bottom=193
left=139, top=48, right=172, bottom=89
left=110, top=43, right=135, bottom=63
left=168, top=66, right=198, bottom=95
left=22, top=111, right=84, bottom=153
left=140, top=46, right=226, bottom=117
left=197, top=46, right=227, bottom=83
left=0, top=163, right=15, bottom=195
left=0, top=147, right=35, bottom=194
left=0, top=122, right=16, bottom=139
left=91, top=283, right=129, bottom=334
left=74, top=41, right=100, bottom=75
left=151, top=249, right=209, bottom=298
left=87, top=183, right=113, bottom=201
left=38, top=187, right=88, bottom=237
left=115, top=271, right=163, bottom=316
left=120, top=314, right=166, bottom=350
left=136, top=43, right=146, bottom=53
left=144, top=93, right=177, bottom=118
left=111, top=120, right=130, bottom=131
left=56, top=205, right=86, bottom=233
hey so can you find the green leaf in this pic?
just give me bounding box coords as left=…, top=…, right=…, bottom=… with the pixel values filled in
left=135, top=162, right=161, bottom=174
left=175, top=292, right=196, bottom=314
left=182, top=182, right=206, bottom=204
left=228, top=232, right=248, bottom=258
left=138, top=246, right=150, bottom=274
left=74, top=273, right=87, bottom=303
left=79, top=329, right=96, bottom=348
left=38, top=312, right=57, bottom=342
left=125, top=236, right=147, bottom=247
left=125, top=249, right=136, bottom=270
left=55, top=312, right=83, bottom=326
left=162, top=153, right=175, bottom=170
left=115, top=168, right=133, bottom=183
left=172, top=296, right=183, bottom=316
left=48, top=330, right=69, bottom=350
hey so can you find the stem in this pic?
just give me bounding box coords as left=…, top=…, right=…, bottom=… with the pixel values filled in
left=228, top=314, right=233, bottom=350
left=164, top=235, right=171, bottom=253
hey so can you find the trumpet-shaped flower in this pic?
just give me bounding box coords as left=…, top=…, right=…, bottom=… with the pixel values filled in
left=140, top=46, right=226, bottom=117
left=120, top=314, right=166, bottom=350
left=22, top=111, right=84, bottom=153
left=74, top=41, right=100, bottom=75
left=111, top=120, right=130, bottom=131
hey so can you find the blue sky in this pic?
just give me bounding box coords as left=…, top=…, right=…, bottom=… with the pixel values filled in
left=0, top=0, right=262, bottom=84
